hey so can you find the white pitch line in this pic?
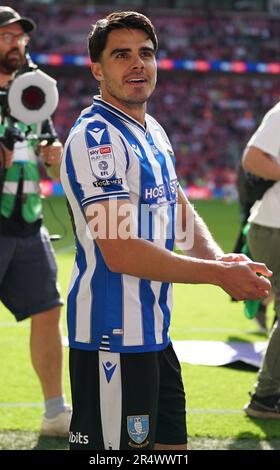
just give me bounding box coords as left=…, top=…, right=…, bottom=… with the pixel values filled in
left=189, top=409, right=242, bottom=414
left=0, top=323, right=260, bottom=335
left=0, top=403, right=242, bottom=414
left=0, top=322, right=29, bottom=327
left=171, top=327, right=253, bottom=334
left=55, top=245, right=74, bottom=254
left=0, top=403, right=43, bottom=408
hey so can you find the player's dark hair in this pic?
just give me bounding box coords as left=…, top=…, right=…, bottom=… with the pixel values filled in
left=88, top=11, right=158, bottom=62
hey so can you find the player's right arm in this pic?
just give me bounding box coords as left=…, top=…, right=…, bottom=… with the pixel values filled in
left=64, top=121, right=272, bottom=301
left=85, top=199, right=271, bottom=301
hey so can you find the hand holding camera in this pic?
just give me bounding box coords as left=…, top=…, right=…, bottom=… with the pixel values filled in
left=0, top=142, right=13, bottom=169
left=39, top=140, right=62, bottom=166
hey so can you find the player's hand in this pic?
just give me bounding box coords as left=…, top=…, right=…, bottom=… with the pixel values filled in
left=39, top=140, right=63, bottom=166
left=217, top=260, right=272, bottom=301
left=217, top=253, right=251, bottom=263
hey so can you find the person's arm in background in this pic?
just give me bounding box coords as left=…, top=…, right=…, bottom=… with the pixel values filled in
left=0, top=142, right=13, bottom=168
left=39, top=118, right=62, bottom=180
left=85, top=198, right=271, bottom=301
left=242, top=145, right=280, bottom=180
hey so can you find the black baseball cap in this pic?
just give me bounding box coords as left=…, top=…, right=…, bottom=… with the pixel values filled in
left=0, top=6, right=36, bottom=33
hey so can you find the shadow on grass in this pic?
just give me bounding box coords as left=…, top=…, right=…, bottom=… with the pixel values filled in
left=0, top=431, right=68, bottom=450
left=222, top=361, right=258, bottom=372
left=33, top=435, right=68, bottom=450
left=189, top=435, right=280, bottom=450
left=227, top=432, right=280, bottom=450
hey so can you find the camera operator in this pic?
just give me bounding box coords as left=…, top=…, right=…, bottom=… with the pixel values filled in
left=0, top=7, right=71, bottom=436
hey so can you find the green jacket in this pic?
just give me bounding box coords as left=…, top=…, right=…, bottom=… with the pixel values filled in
left=0, top=118, right=42, bottom=223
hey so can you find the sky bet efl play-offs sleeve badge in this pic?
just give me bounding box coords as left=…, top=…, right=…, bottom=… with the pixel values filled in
left=86, top=123, right=116, bottom=180
left=127, top=415, right=149, bottom=448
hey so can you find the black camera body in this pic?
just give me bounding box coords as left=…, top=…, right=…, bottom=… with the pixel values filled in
left=237, top=164, right=275, bottom=207
left=0, top=88, right=24, bottom=150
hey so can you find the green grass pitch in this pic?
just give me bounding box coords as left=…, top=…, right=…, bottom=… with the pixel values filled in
left=0, top=197, right=279, bottom=450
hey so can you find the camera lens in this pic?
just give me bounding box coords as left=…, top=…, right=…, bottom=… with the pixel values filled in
left=21, top=86, right=45, bottom=110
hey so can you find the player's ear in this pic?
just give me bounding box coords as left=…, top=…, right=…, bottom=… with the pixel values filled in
left=91, top=62, right=103, bottom=81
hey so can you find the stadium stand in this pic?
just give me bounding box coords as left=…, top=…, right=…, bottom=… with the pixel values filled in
left=7, top=1, right=280, bottom=188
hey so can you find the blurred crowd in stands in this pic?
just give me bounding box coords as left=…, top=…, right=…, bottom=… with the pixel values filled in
left=54, top=72, right=280, bottom=187
left=8, top=2, right=280, bottom=187
left=14, top=3, right=280, bottom=62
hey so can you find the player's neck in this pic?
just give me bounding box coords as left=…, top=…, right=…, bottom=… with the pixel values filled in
left=101, top=93, right=146, bottom=126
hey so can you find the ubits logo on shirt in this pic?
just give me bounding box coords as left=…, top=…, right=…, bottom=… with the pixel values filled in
left=69, top=431, right=89, bottom=445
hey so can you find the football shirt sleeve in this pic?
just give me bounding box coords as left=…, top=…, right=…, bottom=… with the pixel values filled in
left=67, top=120, right=130, bottom=208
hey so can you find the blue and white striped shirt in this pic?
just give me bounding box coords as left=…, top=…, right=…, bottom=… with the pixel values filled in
left=61, top=96, right=178, bottom=352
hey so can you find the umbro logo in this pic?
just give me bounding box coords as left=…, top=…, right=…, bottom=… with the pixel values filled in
left=87, top=128, right=106, bottom=145
left=103, top=361, right=117, bottom=383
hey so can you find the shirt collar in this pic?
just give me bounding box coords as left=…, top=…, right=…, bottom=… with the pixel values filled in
left=93, top=95, right=146, bottom=134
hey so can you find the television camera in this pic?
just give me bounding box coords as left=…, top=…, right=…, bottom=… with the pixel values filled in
left=0, top=58, right=65, bottom=241
left=0, top=56, right=59, bottom=151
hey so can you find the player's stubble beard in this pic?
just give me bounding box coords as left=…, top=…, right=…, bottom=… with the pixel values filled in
left=101, top=74, right=156, bottom=111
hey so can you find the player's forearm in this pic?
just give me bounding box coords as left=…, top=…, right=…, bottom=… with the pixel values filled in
left=186, top=211, right=224, bottom=260
left=97, top=235, right=223, bottom=285
left=86, top=200, right=271, bottom=300
left=176, top=186, right=223, bottom=260
left=95, top=235, right=272, bottom=303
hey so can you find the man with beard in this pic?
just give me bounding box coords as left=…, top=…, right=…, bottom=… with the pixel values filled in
left=0, top=7, right=71, bottom=436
